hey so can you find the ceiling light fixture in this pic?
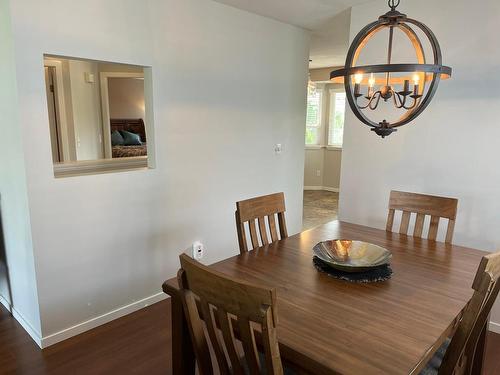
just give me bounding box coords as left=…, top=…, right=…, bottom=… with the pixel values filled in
left=330, top=0, right=452, bottom=138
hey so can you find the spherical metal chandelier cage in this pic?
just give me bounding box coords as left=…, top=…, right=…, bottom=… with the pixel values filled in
left=330, top=0, right=452, bottom=138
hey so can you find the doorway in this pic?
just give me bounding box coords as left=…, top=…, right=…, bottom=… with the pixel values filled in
left=44, top=66, right=63, bottom=163
left=99, top=72, right=146, bottom=159
left=303, top=80, right=346, bottom=230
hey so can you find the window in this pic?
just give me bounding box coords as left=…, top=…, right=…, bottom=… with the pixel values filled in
left=305, top=89, right=322, bottom=145
left=328, top=91, right=346, bottom=147
left=43, top=54, right=154, bottom=177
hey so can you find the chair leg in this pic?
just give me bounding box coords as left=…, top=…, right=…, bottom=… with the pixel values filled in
left=171, top=291, right=196, bottom=375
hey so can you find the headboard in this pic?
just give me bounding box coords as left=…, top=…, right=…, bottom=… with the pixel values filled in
left=110, top=118, right=146, bottom=142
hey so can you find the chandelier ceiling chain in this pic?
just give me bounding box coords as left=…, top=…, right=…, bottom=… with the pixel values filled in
left=388, top=0, right=400, bottom=11
left=330, top=0, right=451, bottom=138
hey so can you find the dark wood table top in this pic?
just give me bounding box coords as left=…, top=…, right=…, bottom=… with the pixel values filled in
left=165, top=220, right=487, bottom=374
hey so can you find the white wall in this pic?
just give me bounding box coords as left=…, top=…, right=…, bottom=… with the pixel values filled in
left=108, top=78, right=145, bottom=119
left=304, top=148, right=324, bottom=187
left=8, top=0, right=309, bottom=345
left=323, top=149, right=342, bottom=189
left=68, top=60, right=104, bottom=161
left=0, top=0, right=41, bottom=340
left=340, top=0, right=500, bottom=330
left=304, top=148, right=342, bottom=190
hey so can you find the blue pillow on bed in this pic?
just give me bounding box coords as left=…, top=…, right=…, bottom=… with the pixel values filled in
left=120, top=130, right=142, bottom=146
left=111, top=130, right=124, bottom=146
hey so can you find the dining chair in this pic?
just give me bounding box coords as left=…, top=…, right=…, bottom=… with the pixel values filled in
left=421, top=250, right=500, bottom=375
left=177, top=253, right=285, bottom=375
left=386, top=190, right=458, bottom=243
left=235, top=192, right=288, bottom=253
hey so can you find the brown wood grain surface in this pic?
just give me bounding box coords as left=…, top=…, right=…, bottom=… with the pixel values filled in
left=178, top=253, right=283, bottom=374
left=164, top=220, right=487, bottom=375
left=386, top=190, right=458, bottom=244
left=235, top=192, right=288, bottom=253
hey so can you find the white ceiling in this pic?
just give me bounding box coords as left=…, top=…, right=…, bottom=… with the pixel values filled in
left=212, top=0, right=371, bottom=68
left=212, top=0, right=367, bottom=30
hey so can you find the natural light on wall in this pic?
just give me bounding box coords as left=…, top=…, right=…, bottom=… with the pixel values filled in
left=305, top=87, right=346, bottom=147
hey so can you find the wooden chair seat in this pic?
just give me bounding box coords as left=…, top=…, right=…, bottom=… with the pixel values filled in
left=235, top=192, right=288, bottom=253
left=386, top=190, right=458, bottom=243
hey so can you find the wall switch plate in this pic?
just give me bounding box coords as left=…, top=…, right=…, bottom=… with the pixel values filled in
left=192, top=241, right=204, bottom=260
left=84, top=72, right=95, bottom=83
left=274, top=143, right=282, bottom=154
left=316, top=169, right=321, bottom=177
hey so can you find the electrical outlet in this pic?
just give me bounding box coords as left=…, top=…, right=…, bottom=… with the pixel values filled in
left=192, top=241, right=205, bottom=260
left=316, top=169, right=321, bottom=177
left=274, top=143, right=282, bottom=154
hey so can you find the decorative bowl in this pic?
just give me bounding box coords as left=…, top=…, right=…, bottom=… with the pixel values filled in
left=313, top=240, right=392, bottom=273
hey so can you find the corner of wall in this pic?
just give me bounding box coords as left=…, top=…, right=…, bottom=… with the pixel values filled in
left=0, top=0, right=42, bottom=343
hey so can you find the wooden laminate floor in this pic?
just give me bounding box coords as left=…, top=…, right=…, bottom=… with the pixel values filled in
left=302, top=190, right=339, bottom=230
left=0, top=300, right=171, bottom=375
left=1, top=299, right=499, bottom=374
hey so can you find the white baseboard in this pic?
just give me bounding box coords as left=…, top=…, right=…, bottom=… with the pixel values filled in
left=304, top=186, right=339, bottom=193
left=489, top=321, right=500, bottom=334
left=1, top=293, right=43, bottom=347
left=0, top=293, right=11, bottom=312
left=12, top=307, right=43, bottom=347
left=41, top=292, right=168, bottom=348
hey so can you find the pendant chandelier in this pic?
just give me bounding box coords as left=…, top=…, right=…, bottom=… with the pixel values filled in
left=330, top=0, right=452, bottom=138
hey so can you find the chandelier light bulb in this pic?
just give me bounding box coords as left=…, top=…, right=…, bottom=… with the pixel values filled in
left=412, top=73, right=420, bottom=85
left=368, top=73, right=375, bottom=88
left=354, top=73, right=364, bottom=85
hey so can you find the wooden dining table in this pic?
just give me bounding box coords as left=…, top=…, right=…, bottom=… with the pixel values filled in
left=163, top=220, right=489, bottom=374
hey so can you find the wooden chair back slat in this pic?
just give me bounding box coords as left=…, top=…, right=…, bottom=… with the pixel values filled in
left=277, top=212, right=288, bottom=238
left=258, top=217, right=269, bottom=245
left=414, top=213, right=425, bottom=237
left=268, top=214, right=279, bottom=242
left=200, top=300, right=231, bottom=374
left=235, top=210, right=248, bottom=253
left=386, top=208, right=395, bottom=231
left=262, top=307, right=283, bottom=374
left=439, top=251, right=500, bottom=375
left=236, top=193, right=288, bottom=253
left=238, top=317, right=261, bottom=373
left=178, top=284, right=213, bottom=375
left=386, top=190, right=458, bottom=243
left=428, top=216, right=440, bottom=241
left=399, top=211, right=411, bottom=234
left=178, top=254, right=283, bottom=375
left=216, top=308, right=245, bottom=375
left=248, top=219, right=260, bottom=249
left=445, top=220, right=456, bottom=244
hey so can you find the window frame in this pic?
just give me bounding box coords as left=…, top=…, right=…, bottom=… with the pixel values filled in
left=327, top=88, right=346, bottom=149
left=43, top=54, right=156, bottom=178
left=305, top=88, right=324, bottom=147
